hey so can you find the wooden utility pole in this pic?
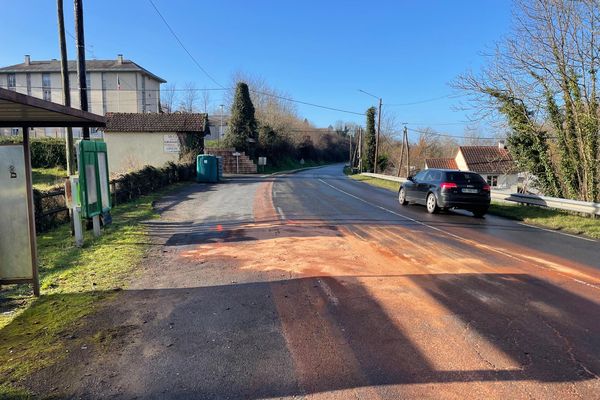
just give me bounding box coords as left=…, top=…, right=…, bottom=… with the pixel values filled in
left=358, top=127, right=363, bottom=172
left=373, top=97, right=382, bottom=173
left=396, top=126, right=410, bottom=177
left=74, top=0, right=90, bottom=140
left=57, top=0, right=75, bottom=173
left=405, top=126, right=410, bottom=177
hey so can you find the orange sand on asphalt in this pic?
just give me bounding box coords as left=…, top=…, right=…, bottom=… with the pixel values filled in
left=178, top=179, right=600, bottom=399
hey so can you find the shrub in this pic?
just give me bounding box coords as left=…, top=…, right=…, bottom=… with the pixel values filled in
left=0, top=137, right=67, bottom=169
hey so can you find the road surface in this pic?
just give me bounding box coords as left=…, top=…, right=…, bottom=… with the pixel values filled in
left=30, top=164, right=600, bottom=399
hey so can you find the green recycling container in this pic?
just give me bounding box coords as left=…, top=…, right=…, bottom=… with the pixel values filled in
left=197, top=154, right=218, bottom=183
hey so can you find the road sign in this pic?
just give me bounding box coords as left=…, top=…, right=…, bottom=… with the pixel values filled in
left=258, top=157, right=267, bottom=166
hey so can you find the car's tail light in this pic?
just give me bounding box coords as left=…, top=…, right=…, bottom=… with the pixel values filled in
left=440, top=182, right=458, bottom=190
left=482, top=184, right=491, bottom=192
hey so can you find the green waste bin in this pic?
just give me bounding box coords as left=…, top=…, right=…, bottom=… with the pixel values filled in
left=197, top=154, right=218, bottom=183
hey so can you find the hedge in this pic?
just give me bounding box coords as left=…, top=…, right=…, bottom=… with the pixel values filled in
left=0, top=137, right=67, bottom=169
left=33, top=161, right=196, bottom=233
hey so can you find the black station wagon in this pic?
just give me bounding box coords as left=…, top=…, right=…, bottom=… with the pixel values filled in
left=398, top=169, right=491, bottom=217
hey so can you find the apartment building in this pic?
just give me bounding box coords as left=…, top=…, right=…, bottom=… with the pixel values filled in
left=0, top=54, right=165, bottom=137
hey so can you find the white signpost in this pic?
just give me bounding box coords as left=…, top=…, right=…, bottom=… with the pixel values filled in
left=232, top=151, right=241, bottom=174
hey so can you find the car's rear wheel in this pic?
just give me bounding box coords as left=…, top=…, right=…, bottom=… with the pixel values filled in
left=426, top=193, right=438, bottom=214
left=472, top=208, right=488, bottom=218
left=398, top=188, right=408, bottom=205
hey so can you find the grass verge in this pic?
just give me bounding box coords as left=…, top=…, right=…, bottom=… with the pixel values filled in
left=488, top=201, right=600, bottom=239
left=32, top=167, right=67, bottom=191
left=0, top=183, right=188, bottom=397
left=347, top=172, right=401, bottom=192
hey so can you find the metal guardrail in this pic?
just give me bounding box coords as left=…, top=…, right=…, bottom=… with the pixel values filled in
left=359, top=173, right=600, bottom=216
left=361, top=172, right=407, bottom=183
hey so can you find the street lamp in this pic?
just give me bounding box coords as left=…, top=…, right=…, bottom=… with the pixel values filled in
left=358, top=89, right=383, bottom=173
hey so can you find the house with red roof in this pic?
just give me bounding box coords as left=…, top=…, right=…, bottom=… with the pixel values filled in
left=425, top=142, right=519, bottom=190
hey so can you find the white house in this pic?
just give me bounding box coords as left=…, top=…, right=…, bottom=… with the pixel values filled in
left=0, top=54, right=165, bottom=137
left=102, top=112, right=208, bottom=174
left=425, top=143, right=519, bottom=190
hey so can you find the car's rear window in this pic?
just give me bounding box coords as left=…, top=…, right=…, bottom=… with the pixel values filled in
left=445, top=172, right=485, bottom=183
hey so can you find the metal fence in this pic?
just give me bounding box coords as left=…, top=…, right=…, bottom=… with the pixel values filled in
left=359, top=173, right=600, bottom=217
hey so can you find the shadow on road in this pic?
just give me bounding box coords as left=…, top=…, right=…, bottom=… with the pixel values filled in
left=20, top=273, right=600, bottom=398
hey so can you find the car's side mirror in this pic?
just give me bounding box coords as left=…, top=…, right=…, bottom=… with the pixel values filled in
left=407, top=176, right=414, bottom=182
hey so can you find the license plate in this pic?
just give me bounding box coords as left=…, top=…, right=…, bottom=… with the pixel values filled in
left=462, top=188, right=478, bottom=193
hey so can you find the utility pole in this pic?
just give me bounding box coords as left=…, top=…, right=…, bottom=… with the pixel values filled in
left=396, top=126, right=410, bottom=177
left=74, top=0, right=89, bottom=140
left=374, top=97, right=382, bottom=173
left=405, top=125, right=410, bottom=177
left=358, top=126, right=363, bottom=172
left=219, top=104, right=224, bottom=145
left=348, top=128, right=352, bottom=167
left=57, top=0, right=75, bottom=174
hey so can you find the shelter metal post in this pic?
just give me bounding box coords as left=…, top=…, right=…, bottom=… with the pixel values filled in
left=22, top=126, right=40, bottom=296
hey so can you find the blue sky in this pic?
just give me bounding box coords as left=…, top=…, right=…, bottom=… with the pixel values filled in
left=1, top=0, right=512, bottom=137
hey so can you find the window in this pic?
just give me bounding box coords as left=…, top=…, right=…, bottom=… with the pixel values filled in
left=413, top=170, right=427, bottom=182
left=7, top=74, right=16, bottom=90
left=446, top=171, right=486, bottom=184
left=11, top=128, right=19, bottom=136
left=42, top=72, right=51, bottom=101
left=26, top=73, right=31, bottom=96
left=487, top=175, right=499, bottom=187
left=425, top=170, right=442, bottom=182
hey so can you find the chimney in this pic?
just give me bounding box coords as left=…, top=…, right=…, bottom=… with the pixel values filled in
left=498, top=140, right=507, bottom=150
left=117, top=54, right=123, bottom=64
left=24, top=55, right=30, bottom=65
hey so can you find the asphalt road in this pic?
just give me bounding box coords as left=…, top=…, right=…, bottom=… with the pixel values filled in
left=31, top=164, right=600, bottom=399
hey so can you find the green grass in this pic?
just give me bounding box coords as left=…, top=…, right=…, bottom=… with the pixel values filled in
left=0, top=183, right=188, bottom=397
left=488, top=201, right=600, bottom=239
left=32, top=167, right=67, bottom=191
left=347, top=172, right=402, bottom=192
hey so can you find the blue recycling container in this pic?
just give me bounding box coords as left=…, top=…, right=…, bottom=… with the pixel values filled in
left=197, top=154, right=218, bottom=183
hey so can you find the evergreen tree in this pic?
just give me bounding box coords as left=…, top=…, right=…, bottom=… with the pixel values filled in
left=225, top=82, right=257, bottom=154
left=364, top=107, right=377, bottom=172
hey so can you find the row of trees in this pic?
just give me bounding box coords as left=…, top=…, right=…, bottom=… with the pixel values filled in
left=223, top=79, right=350, bottom=165
left=458, top=0, right=600, bottom=202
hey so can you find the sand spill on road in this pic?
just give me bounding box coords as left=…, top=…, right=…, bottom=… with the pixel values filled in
left=175, top=179, right=600, bottom=399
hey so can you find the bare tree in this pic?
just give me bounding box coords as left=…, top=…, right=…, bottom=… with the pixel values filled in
left=201, top=88, right=211, bottom=114
left=456, top=0, right=600, bottom=201
left=179, top=81, right=199, bottom=113
left=160, top=82, right=177, bottom=113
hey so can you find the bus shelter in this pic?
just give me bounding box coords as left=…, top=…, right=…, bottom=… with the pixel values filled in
left=0, top=87, right=105, bottom=295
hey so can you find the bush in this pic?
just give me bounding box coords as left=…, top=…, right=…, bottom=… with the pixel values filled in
left=33, top=161, right=196, bottom=232
left=0, top=137, right=67, bottom=168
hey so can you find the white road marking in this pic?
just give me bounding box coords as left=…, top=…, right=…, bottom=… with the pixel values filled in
left=517, top=222, right=596, bottom=242
left=277, top=207, right=285, bottom=220
left=317, top=279, right=339, bottom=306
left=318, top=178, right=600, bottom=291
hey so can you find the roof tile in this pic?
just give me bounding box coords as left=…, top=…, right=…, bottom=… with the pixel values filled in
left=104, top=112, right=208, bottom=133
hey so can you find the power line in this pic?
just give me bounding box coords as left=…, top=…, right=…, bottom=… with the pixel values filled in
left=385, top=93, right=462, bottom=107
left=249, top=89, right=364, bottom=116
left=404, top=127, right=502, bottom=140
left=8, top=84, right=225, bottom=92
left=147, top=0, right=225, bottom=89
